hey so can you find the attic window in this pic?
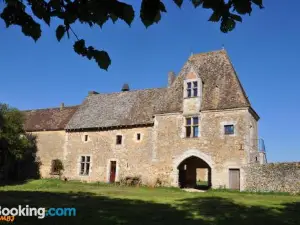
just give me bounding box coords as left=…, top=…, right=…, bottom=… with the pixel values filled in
left=137, top=133, right=141, bottom=141
left=116, top=135, right=122, bottom=145
left=84, top=135, right=88, bottom=142
left=187, top=81, right=198, bottom=97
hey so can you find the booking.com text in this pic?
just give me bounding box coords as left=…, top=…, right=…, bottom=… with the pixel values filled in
left=0, top=205, right=76, bottom=221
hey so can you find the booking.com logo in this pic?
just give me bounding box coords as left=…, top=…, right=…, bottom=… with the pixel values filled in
left=0, top=205, right=76, bottom=221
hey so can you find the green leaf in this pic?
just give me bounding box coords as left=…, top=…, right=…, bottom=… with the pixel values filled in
left=252, top=0, right=264, bottom=8
left=191, top=0, right=203, bottom=8
left=173, top=0, right=183, bottom=8
left=56, top=25, right=66, bottom=41
left=92, top=50, right=111, bottom=70
left=208, top=11, right=221, bottom=22
left=232, top=0, right=252, bottom=15
left=111, top=1, right=134, bottom=26
left=220, top=18, right=236, bottom=33
left=73, top=39, right=87, bottom=56
left=230, top=14, right=242, bottom=22
left=140, top=0, right=165, bottom=28
left=159, top=2, right=167, bottom=12
left=110, top=13, right=118, bottom=23
left=49, top=0, right=61, bottom=11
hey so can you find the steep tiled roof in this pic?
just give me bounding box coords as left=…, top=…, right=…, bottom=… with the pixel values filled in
left=23, top=106, right=78, bottom=131
left=177, top=49, right=251, bottom=110
left=66, top=50, right=253, bottom=130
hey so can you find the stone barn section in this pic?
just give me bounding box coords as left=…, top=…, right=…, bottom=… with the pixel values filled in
left=23, top=50, right=268, bottom=190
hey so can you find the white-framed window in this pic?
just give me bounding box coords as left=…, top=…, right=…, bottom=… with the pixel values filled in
left=185, top=117, right=199, bottom=138
left=224, top=125, right=234, bottom=135
left=80, top=156, right=91, bottom=176
left=186, top=81, right=198, bottom=97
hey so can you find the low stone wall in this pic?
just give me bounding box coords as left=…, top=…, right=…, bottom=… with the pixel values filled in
left=244, top=162, right=300, bottom=194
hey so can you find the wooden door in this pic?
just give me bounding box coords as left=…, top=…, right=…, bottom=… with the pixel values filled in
left=229, top=169, right=240, bottom=190
left=109, top=161, right=116, bottom=183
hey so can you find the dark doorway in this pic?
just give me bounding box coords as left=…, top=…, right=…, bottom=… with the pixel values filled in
left=177, top=156, right=211, bottom=190
left=109, top=161, right=117, bottom=183
left=229, top=169, right=240, bottom=190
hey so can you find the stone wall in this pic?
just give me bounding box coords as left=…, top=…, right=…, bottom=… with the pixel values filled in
left=30, top=108, right=260, bottom=190
left=244, top=162, right=300, bottom=194
left=31, top=131, right=66, bottom=178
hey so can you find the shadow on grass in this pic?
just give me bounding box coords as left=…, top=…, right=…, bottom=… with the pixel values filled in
left=0, top=191, right=299, bottom=225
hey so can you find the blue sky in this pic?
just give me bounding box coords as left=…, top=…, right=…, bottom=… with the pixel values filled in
left=0, top=0, right=299, bottom=162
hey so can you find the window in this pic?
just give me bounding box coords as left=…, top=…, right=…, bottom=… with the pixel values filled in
left=224, top=125, right=234, bottom=135
left=116, top=135, right=122, bottom=145
left=137, top=133, right=141, bottom=141
left=185, top=117, right=199, bottom=138
left=84, top=135, right=88, bottom=142
left=80, top=156, right=91, bottom=175
left=187, top=81, right=198, bottom=97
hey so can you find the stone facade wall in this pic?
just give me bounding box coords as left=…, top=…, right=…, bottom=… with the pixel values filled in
left=31, top=131, right=66, bottom=178
left=63, top=127, right=159, bottom=185
left=244, top=162, right=300, bottom=194
left=152, top=109, right=254, bottom=190
left=31, top=108, right=260, bottom=190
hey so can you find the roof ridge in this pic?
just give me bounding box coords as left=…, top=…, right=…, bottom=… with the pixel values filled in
left=23, top=105, right=79, bottom=112
left=188, top=49, right=226, bottom=60
left=88, top=87, right=167, bottom=97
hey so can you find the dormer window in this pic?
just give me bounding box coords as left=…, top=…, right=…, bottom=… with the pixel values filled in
left=187, top=81, right=198, bottom=97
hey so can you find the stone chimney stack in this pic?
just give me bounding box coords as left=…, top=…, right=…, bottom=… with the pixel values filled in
left=168, top=71, right=176, bottom=87
left=60, top=103, right=64, bottom=110
left=121, top=83, right=130, bottom=92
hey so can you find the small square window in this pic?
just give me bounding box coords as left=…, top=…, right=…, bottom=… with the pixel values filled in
left=137, top=133, right=141, bottom=141
left=224, top=125, right=234, bottom=135
left=187, top=82, right=192, bottom=88
left=84, top=135, right=88, bottom=142
left=193, top=81, right=198, bottom=87
left=116, top=135, right=122, bottom=145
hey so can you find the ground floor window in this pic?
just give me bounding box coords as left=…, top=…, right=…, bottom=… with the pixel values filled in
left=80, top=156, right=91, bottom=175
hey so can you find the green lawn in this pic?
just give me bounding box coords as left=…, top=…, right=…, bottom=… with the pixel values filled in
left=0, top=179, right=300, bottom=225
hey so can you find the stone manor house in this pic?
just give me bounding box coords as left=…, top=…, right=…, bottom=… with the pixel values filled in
left=24, top=50, right=267, bottom=190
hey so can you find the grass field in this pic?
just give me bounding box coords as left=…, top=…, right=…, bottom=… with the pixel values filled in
left=0, top=179, right=299, bottom=225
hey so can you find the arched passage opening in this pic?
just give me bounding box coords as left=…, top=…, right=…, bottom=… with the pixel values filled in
left=177, top=156, right=212, bottom=189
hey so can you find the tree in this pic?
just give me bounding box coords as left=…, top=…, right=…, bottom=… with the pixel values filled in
left=0, top=104, right=39, bottom=181
left=0, top=0, right=263, bottom=70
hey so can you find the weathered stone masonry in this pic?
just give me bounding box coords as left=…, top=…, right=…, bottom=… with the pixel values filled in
left=244, top=163, right=300, bottom=194
left=23, top=50, right=272, bottom=191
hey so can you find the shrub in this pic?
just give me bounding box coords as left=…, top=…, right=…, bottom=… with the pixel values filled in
left=51, top=159, right=64, bottom=178
left=119, top=176, right=141, bottom=187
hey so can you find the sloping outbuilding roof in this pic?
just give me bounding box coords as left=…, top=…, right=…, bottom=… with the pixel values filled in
left=23, top=106, right=78, bottom=131
left=66, top=50, right=254, bottom=130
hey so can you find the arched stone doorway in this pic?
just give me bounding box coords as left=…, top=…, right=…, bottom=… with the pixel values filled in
left=172, top=149, right=213, bottom=189
left=178, top=156, right=212, bottom=189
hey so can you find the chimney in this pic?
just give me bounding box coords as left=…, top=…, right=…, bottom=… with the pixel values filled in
left=88, top=91, right=99, bottom=96
left=60, top=103, right=64, bottom=110
left=121, top=83, right=130, bottom=92
left=168, top=71, right=176, bottom=87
